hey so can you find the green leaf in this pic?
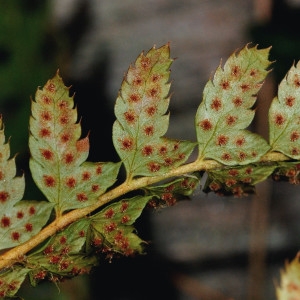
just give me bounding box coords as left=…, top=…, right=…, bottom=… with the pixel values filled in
left=272, top=161, right=300, bottom=184
left=0, top=116, right=52, bottom=250
left=276, top=252, right=300, bottom=300
left=27, top=218, right=98, bottom=285
left=90, top=195, right=152, bottom=256
left=195, top=44, right=272, bottom=165
left=203, top=163, right=276, bottom=197
left=269, top=61, right=300, bottom=159
left=113, top=44, right=195, bottom=179
left=29, top=71, right=121, bottom=214
left=0, top=201, right=53, bottom=250
left=143, top=172, right=201, bottom=207
left=0, top=266, right=30, bottom=298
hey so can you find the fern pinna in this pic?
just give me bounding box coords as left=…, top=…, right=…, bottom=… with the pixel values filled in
left=0, top=43, right=299, bottom=299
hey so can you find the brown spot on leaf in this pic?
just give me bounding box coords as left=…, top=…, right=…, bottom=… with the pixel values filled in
left=61, top=133, right=71, bottom=143
left=249, top=69, right=258, bottom=77
left=59, top=114, right=69, bottom=125
left=43, top=175, right=56, bottom=187
left=105, top=208, right=115, bottom=218
left=46, top=82, right=56, bottom=92
left=159, top=145, right=168, bottom=155
left=25, top=223, right=33, bottom=232
left=221, top=153, right=231, bottom=161
left=1, top=216, right=10, bottom=227
left=121, top=215, right=130, bottom=223
left=145, top=105, right=157, bottom=116
left=148, top=162, right=161, bottom=172
left=238, top=152, right=247, bottom=161
left=199, top=119, right=213, bottom=131
left=225, top=179, right=237, bottom=187
left=17, top=211, right=24, bottom=219
left=11, top=232, right=20, bottom=241
left=42, top=95, right=52, bottom=105
left=82, top=171, right=91, bottom=181
left=216, top=135, right=229, bottom=146
left=44, top=245, right=54, bottom=255
left=274, top=113, right=285, bottom=126
left=66, top=177, right=76, bottom=188
left=129, top=93, right=141, bottom=103
left=124, top=111, right=136, bottom=124
left=64, top=153, right=74, bottom=164
left=96, top=164, right=102, bottom=175
left=251, top=151, right=257, bottom=158
left=39, top=128, right=51, bottom=138
left=77, top=193, right=88, bottom=202
left=41, top=149, right=54, bottom=160
left=41, top=111, right=52, bottom=122
left=209, top=182, right=221, bottom=191
left=29, top=206, right=36, bottom=215
left=211, top=98, right=222, bottom=111
left=226, top=115, right=237, bottom=126
left=120, top=201, right=129, bottom=212
left=231, top=65, right=241, bottom=77
left=232, top=97, right=243, bottom=107
left=49, top=255, right=60, bottom=264
left=140, top=56, right=151, bottom=70
left=148, top=86, right=160, bottom=98
left=291, top=147, right=300, bottom=156
left=92, top=184, right=99, bottom=192
left=164, top=157, right=173, bottom=166
left=294, top=74, right=300, bottom=87
left=220, top=80, right=230, bottom=90
left=142, top=145, right=154, bottom=156
left=173, top=142, right=180, bottom=151
left=240, top=83, right=250, bottom=92
left=59, top=261, right=70, bottom=271
left=143, top=125, right=154, bottom=136
left=228, top=169, right=239, bottom=176
left=245, top=167, right=253, bottom=174
left=0, top=191, right=9, bottom=203
left=120, top=137, right=134, bottom=151
left=291, top=131, right=300, bottom=142
left=285, top=96, right=295, bottom=107
left=235, top=136, right=246, bottom=147
left=151, top=74, right=161, bottom=82
left=59, top=236, right=67, bottom=244
left=105, top=222, right=117, bottom=232
left=58, top=100, right=68, bottom=109
left=133, top=76, right=143, bottom=86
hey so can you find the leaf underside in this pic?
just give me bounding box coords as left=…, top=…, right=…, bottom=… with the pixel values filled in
left=89, top=195, right=151, bottom=256
left=269, top=61, right=300, bottom=159
left=195, top=44, right=272, bottom=165
left=113, top=44, right=195, bottom=179
left=0, top=116, right=52, bottom=250
left=276, top=252, right=300, bottom=300
left=29, top=72, right=121, bottom=215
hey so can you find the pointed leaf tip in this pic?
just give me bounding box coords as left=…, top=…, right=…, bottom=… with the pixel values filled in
left=195, top=44, right=272, bottom=165
left=276, top=252, right=300, bottom=300
left=29, top=72, right=121, bottom=214
left=269, top=60, right=300, bottom=159
left=113, top=44, right=195, bottom=179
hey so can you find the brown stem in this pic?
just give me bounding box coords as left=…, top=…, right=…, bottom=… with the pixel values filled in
left=0, top=152, right=289, bottom=270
